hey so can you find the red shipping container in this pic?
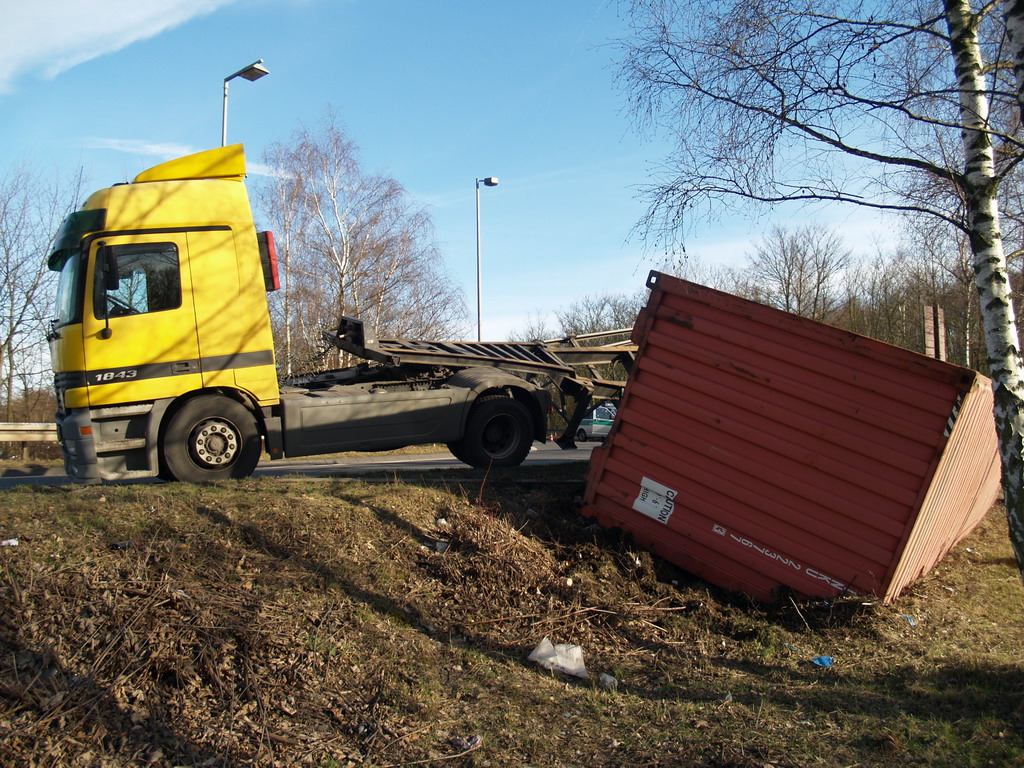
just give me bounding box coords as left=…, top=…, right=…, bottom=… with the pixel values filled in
left=582, top=272, right=1001, bottom=603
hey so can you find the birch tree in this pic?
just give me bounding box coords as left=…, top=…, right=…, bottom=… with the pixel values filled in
left=621, top=0, right=1024, bottom=576
left=257, top=113, right=465, bottom=375
left=0, top=164, right=81, bottom=420
left=257, top=142, right=307, bottom=378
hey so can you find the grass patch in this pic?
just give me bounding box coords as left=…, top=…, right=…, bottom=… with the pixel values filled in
left=0, top=466, right=1021, bottom=766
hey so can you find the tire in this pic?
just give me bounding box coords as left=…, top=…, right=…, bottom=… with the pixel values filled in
left=161, top=395, right=261, bottom=482
left=576, top=429, right=587, bottom=443
left=447, top=395, right=534, bottom=468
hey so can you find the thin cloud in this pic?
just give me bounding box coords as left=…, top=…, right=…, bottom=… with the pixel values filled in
left=1, top=1, right=238, bottom=94
left=84, top=138, right=199, bottom=160
left=84, top=137, right=284, bottom=179
left=246, top=161, right=290, bottom=179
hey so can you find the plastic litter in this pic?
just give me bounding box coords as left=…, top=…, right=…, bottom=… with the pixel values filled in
left=598, top=673, right=618, bottom=691
left=448, top=735, right=482, bottom=753
left=528, top=636, right=589, bottom=678
left=902, top=615, right=917, bottom=627
left=0, top=538, right=18, bottom=547
left=811, top=655, right=834, bottom=668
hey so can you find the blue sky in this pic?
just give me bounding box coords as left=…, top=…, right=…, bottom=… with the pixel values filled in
left=2, top=0, right=889, bottom=340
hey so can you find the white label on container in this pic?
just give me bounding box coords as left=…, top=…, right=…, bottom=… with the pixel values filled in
left=632, top=477, right=677, bottom=524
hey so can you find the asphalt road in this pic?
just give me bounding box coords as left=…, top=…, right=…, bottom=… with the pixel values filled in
left=0, top=441, right=599, bottom=489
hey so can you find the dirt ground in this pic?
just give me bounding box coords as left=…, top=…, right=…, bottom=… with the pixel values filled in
left=1, top=464, right=1022, bottom=767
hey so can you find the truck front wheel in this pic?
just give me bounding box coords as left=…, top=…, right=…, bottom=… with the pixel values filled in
left=448, top=395, right=534, bottom=468
left=161, top=395, right=261, bottom=482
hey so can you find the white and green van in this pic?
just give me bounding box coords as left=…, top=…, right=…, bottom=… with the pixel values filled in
left=577, top=404, right=616, bottom=442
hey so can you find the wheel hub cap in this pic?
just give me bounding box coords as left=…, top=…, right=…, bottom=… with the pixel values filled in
left=192, top=419, right=239, bottom=466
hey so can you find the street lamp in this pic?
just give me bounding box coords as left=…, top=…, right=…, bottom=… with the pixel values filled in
left=475, top=176, right=499, bottom=342
left=222, top=59, right=269, bottom=147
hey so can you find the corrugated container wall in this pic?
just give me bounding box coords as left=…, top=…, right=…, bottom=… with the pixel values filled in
left=582, top=272, right=1001, bottom=603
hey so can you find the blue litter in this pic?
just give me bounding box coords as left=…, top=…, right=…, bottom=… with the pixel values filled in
left=902, top=615, right=917, bottom=627
left=811, top=656, right=834, bottom=668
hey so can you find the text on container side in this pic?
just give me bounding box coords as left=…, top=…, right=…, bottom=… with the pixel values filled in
left=633, top=476, right=677, bottom=524
left=712, top=523, right=848, bottom=592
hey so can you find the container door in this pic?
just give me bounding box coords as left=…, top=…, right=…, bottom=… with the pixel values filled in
left=81, top=234, right=202, bottom=406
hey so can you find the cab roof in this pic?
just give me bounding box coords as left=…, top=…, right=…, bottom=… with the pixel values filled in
left=133, top=145, right=246, bottom=183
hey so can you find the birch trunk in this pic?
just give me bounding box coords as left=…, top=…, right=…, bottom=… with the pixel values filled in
left=947, top=0, right=1024, bottom=576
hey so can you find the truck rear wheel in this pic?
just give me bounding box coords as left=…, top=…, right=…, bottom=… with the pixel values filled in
left=448, top=395, right=534, bottom=468
left=161, top=395, right=261, bottom=482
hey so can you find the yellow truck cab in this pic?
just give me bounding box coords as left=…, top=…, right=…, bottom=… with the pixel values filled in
left=48, top=146, right=566, bottom=483
left=49, top=146, right=283, bottom=482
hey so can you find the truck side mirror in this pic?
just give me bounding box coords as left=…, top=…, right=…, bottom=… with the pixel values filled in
left=100, top=245, right=120, bottom=291
left=97, top=244, right=118, bottom=339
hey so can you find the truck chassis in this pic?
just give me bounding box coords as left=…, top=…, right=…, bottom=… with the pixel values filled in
left=58, top=317, right=634, bottom=483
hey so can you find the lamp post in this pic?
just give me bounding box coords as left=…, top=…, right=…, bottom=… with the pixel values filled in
left=475, top=176, right=499, bottom=342
left=222, top=59, right=269, bottom=147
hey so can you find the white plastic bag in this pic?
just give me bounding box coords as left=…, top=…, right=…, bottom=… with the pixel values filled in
left=527, top=636, right=589, bottom=678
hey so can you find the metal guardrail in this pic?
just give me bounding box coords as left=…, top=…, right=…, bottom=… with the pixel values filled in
left=0, top=423, right=58, bottom=442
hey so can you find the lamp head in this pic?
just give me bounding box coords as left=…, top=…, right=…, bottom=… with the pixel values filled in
left=239, top=62, right=270, bottom=81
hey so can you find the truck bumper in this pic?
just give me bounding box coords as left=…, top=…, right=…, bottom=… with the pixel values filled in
left=56, top=408, right=101, bottom=482
left=56, top=400, right=172, bottom=482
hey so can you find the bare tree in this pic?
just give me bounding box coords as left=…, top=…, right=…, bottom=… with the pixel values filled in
left=508, top=292, right=643, bottom=349
left=256, top=142, right=307, bottom=378
left=621, top=0, right=1024, bottom=577
left=734, top=224, right=852, bottom=322
left=555, top=292, right=645, bottom=339
left=835, top=250, right=918, bottom=348
left=507, top=311, right=559, bottom=343
left=0, top=164, right=81, bottom=421
left=654, top=251, right=736, bottom=291
left=901, top=216, right=991, bottom=368
left=256, top=113, right=466, bottom=375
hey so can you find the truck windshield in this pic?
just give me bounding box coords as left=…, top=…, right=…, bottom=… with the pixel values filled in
left=49, top=207, right=105, bottom=328
left=54, top=251, right=82, bottom=327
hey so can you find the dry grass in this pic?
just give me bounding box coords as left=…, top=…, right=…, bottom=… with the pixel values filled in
left=0, top=465, right=1021, bottom=767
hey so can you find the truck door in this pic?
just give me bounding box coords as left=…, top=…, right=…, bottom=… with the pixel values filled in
left=82, top=234, right=203, bottom=406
